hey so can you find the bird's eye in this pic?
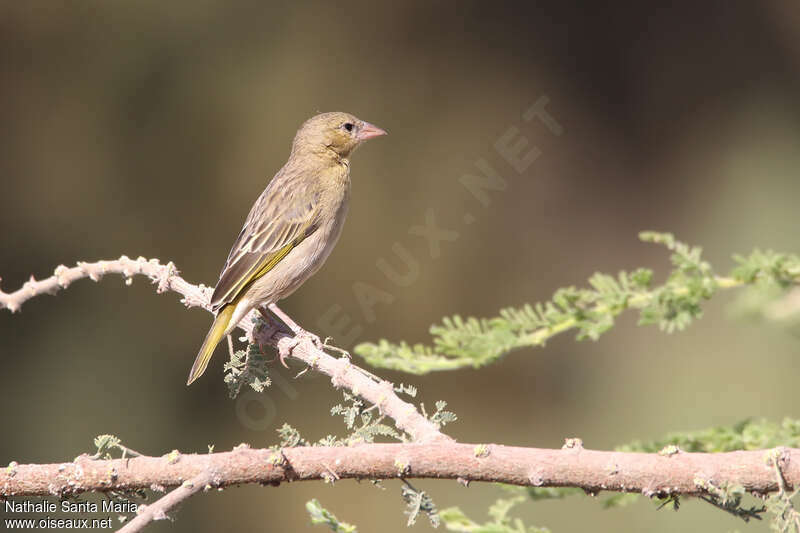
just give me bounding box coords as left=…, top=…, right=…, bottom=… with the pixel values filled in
left=343, top=122, right=354, bottom=132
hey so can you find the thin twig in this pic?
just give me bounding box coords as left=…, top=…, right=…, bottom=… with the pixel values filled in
left=116, top=471, right=214, bottom=533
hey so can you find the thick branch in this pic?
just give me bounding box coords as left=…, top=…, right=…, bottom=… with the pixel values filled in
left=5, top=256, right=798, bottom=530
left=2, top=444, right=797, bottom=499
left=0, top=256, right=450, bottom=444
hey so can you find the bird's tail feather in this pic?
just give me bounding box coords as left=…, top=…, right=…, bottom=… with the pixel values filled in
left=187, top=304, right=235, bottom=385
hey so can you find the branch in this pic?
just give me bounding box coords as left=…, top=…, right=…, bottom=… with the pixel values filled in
left=116, top=471, right=213, bottom=533
left=0, top=256, right=209, bottom=313
left=0, top=256, right=452, bottom=531
left=355, top=233, right=800, bottom=373
left=2, top=444, right=797, bottom=499
left=4, top=251, right=798, bottom=530
left=0, top=255, right=450, bottom=445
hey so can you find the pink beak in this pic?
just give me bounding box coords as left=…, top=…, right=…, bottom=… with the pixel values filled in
left=357, top=121, right=388, bottom=141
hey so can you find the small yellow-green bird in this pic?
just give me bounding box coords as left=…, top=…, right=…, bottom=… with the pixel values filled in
left=187, top=112, right=387, bottom=385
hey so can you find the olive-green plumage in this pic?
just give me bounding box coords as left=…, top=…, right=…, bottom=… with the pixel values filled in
left=187, top=112, right=386, bottom=385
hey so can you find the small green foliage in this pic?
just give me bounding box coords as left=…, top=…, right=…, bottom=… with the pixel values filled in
left=731, top=249, right=800, bottom=286
left=401, top=483, right=440, bottom=528
left=693, top=478, right=765, bottom=522
left=764, top=448, right=800, bottom=532
left=355, top=339, right=469, bottom=374
left=90, top=435, right=141, bottom=460
left=277, top=423, right=309, bottom=448
left=617, top=418, right=800, bottom=453
left=473, top=444, right=489, bottom=458
left=315, top=435, right=341, bottom=447
left=440, top=493, right=550, bottom=532
left=267, top=452, right=282, bottom=466
left=394, top=383, right=418, bottom=397
left=765, top=487, right=800, bottom=532
left=350, top=418, right=401, bottom=444
left=429, top=400, right=458, bottom=429
left=89, top=437, right=149, bottom=512
left=224, top=343, right=271, bottom=399
left=93, top=435, right=122, bottom=459
left=306, top=499, right=358, bottom=533
left=694, top=477, right=746, bottom=507
left=609, top=419, right=800, bottom=523
left=729, top=250, right=800, bottom=329
left=355, top=232, right=800, bottom=374
left=277, top=390, right=419, bottom=451
left=765, top=495, right=800, bottom=532
left=331, top=392, right=363, bottom=431
left=164, top=449, right=181, bottom=464
left=658, top=444, right=680, bottom=456
left=394, top=459, right=410, bottom=476
left=330, top=391, right=402, bottom=444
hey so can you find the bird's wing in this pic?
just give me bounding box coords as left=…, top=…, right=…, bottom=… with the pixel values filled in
left=210, top=170, right=322, bottom=310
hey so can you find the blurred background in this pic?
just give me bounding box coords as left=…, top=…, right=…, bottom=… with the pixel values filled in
left=2, top=1, right=800, bottom=531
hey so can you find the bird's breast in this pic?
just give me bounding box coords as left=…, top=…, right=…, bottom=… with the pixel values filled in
left=249, top=183, right=349, bottom=303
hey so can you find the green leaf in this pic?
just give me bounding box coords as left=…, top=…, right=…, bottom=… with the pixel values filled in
left=306, top=499, right=358, bottom=533
left=356, top=232, right=800, bottom=374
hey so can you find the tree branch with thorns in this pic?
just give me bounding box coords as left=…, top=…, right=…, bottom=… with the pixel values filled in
left=2, top=233, right=800, bottom=532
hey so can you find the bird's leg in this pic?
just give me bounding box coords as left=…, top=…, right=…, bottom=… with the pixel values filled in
left=226, top=334, right=235, bottom=358
left=267, top=303, right=322, bottom=368
left=257, top=306, right=276, bottom=327
left=255, top=307, right=277, bottom=356
left=268, top=303, right=322, bottom=344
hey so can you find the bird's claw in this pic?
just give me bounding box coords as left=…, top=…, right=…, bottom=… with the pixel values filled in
left=281, top=330, right=322, bottom=368
left=306, top=331, right=323, bottom=349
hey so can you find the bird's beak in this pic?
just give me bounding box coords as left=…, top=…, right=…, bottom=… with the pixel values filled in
left=357, top=121, right=388, bottom=141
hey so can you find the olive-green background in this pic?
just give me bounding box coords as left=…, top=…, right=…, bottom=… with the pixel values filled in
left=2, top=2, right=799, bottom=531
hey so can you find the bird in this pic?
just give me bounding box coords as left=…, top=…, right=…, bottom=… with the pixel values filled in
left=187, top=112, right=387, bottom=385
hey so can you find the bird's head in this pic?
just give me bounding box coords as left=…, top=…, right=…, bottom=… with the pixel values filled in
left=292, top=112, right=387, bottom=159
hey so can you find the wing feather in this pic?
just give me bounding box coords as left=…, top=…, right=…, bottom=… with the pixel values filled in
left=210, top=168, right=321, bottom=310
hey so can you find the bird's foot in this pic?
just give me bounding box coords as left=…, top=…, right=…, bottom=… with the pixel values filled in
left=257, top=307, right=278, bottom=329
left=253, top=306, right=286, bottom=357
left=257, top=340, right=269, bottom=357
left=323, top=338, right=351, bottom=360
left=280, top=329, right=322, bottom=368
left=263, top=303, right=324, bottom=367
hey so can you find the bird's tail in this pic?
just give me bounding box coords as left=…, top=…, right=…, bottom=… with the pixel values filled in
left=187, top=304, right=235, bottom=385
